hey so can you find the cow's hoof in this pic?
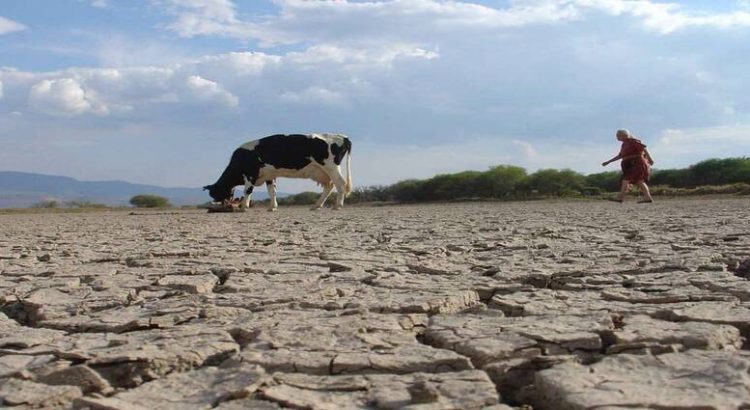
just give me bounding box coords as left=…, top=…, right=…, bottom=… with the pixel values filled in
left=267, top=208, right=277, bottom=212
left=332, top=206, right=342, bottom=211
left=310, top=206, right=322, bottom=211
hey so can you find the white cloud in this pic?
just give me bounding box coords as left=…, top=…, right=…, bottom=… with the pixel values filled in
left=279, top=86, right=346, bottom=105
left=0, top=16, right=26, bottom=35
left=652, top=125, right=750, bottom=168
left=152, top=0, right=750, bottom=47
left=286, top=44, right=438, bottom=69
left=577, top=0, right=750, bottom=33
left=1, top=39, right=438, bottom=118
left=0, top=80, right=4, bottom=100
left=156, top=0, right=260, bottom=39
left=512, top=140, right=538, bottom=159
left=78, top=0, right=110, bottom=8
left=198, top=52, right=281, bottom=76
left=185, top=75, right=239, bottom=107
left=28, top=78, right=109, bottom=116
left=658, top=125, right=750, bottom=146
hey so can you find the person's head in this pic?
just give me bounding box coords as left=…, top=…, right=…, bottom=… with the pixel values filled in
left=616, top=129, right=631, bottom=141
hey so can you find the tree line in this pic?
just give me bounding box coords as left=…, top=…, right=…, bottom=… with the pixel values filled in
left=32, top=195, right=172, bottom=209
left=279, top=157, right=750, bottom=205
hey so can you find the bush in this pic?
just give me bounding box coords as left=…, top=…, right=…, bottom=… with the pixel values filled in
left=277, top=191, right=319, bottom=206
left=585, top=171, right=621, bottom=193
left=523, top=169, right=586, bottom=197
left=477, top=165, right=528, bottom=198
left=31, top=200, right=59, bottom=209
left=65, top=200, right=107, bottom=209
left=347, top=185, right=392, bottom=204
left=129, top=194, right=171, bottom=208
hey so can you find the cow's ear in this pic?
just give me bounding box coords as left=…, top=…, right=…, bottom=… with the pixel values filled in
left=202, top=185, right=212, bottom=191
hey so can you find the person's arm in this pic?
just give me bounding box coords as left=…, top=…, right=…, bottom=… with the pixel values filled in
left=644, top=148, right=654, bottom=165
left=602, top=154, right=621, bottom=166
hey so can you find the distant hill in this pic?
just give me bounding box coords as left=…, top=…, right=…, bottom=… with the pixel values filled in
left=0, top=171, right=272, bottom=208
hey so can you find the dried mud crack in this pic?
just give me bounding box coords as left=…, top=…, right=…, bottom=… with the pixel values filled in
left=1, top=198, right=749, bottom=409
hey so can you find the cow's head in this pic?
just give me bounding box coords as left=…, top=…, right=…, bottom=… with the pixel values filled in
left=203, top=183, right=232, bottom=203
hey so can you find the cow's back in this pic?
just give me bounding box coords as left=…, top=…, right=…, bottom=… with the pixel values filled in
left=249, top=134, right=328, bottom=169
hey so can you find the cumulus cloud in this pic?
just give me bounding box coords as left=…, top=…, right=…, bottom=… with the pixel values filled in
left=156, top=0, right=260, bottom=39
left=28, top=78, right=109, bottom=116
left=279, top=86, right=346, bottom=105
left=198, top=52, right=281, bottom=76
left=151, top=0, right=750, bottom=47
left=577, top=0, right=750, bottom=33
left=512, top=140, right=538, bottom=159
left=78, top=0, right=110, bottom=8
left=0, top=16, right=26, bottom=35
left=0, top=38, right=438, bottom=118
left=658, top=125, right=750, bottom=147
left=185, top=75, right=239, bottom=107
left=286, top=44, right=438, bottom=70
left=651, top=125, right=750, bottom=168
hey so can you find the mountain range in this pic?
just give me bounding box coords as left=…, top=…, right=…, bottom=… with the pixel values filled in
left=0, top=171, right=272, bottom=208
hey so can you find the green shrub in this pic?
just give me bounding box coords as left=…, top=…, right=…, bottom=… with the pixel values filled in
left=65, top=200, right=107, bottom=209
left=31, top=200, right=59, bottom=209
left=523, top=169, right=586, bottom=197
left=129, top=194, right=171, bottom=208
left=277, top=191, right=319, bottom=206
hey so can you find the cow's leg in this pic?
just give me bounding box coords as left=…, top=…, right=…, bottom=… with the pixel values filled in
left=241, top=179, right=254, bottom=209
left=266, top=180, right=278, bottom=212
left=329, top=166, right=348, bottom=210
left=242, top=185, right=254, bottom=208
left=311, top=182, right=334, bottom=210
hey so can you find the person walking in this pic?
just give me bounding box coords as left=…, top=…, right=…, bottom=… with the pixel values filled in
left=602, top=129, right=654, bottom=203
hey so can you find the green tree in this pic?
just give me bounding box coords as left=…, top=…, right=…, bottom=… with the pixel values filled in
left=687, top=158, right=750, bottom=187
left=524, top=169, right=586, bottom=197
left=129, top=194, right=171, bottom=208
left=585, top=171, right=621, bottom=192
left=476, top=165, right=528, bottom=198
left=650, top=168, right=690, bottom=187
left=388, top=179, right=424, bottom=202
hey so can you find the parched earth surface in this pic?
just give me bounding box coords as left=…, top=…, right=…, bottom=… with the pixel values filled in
left=1, top=198, right=750, bottom=410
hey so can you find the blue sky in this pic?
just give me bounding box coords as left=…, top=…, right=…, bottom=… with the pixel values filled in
left=1, top=1, right=749, bottom=191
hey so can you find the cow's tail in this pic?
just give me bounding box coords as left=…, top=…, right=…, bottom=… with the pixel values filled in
left=344, top=137, right=353, bottom=195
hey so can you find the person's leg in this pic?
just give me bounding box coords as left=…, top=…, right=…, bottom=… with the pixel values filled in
left=616, top=180, right=629, bottom=201
left=637, top=181, right=653, bottom=202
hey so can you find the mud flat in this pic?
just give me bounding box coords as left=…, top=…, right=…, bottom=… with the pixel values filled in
left=1, top=198, right=749, bottom=409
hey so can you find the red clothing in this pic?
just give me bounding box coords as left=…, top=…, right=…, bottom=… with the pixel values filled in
left=619, top=138, right=650, bottom=183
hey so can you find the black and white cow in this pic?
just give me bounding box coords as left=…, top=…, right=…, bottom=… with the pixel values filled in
left=204, top=133, right=352, bottom=211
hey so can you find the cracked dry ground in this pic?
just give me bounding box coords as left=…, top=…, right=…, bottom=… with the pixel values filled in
left=1, top=198, right=750, bottom=410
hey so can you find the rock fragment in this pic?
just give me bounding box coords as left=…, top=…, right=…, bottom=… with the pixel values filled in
left=0, top=378, right=82, bottom=408
left=223, top=310, right=472, bottom=375
left=604, top=314, right=742, bottom=354
left=533, top=351, right=750, bottom=410
left=78, top=363, right=266, bottom=410
left=37, top=364, right=113, bottom=394
left=156, top=273, right=219, bottom=294
left=259, top=370, right=499, bottom=410
left=38, top=295, right=202, bottom=333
